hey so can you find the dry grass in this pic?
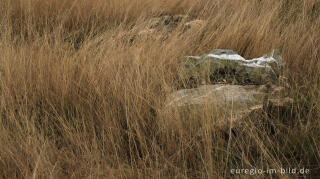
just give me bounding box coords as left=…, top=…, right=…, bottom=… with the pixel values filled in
left=0, top=0, right=319, bottom=178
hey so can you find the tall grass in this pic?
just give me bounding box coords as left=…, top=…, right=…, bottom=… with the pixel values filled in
left=0, top=0, right=319, bottom=178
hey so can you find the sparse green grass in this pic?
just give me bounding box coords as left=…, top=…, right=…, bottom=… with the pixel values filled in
left=0, top=0, right=319, bottom=178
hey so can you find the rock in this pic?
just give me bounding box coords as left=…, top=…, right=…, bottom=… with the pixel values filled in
left=181, top=49, right=283, bottom=86
left=166, top=85, right=264, bottom=108
left=164, top=85, right=265, bottom=127
left=162, top=84, right=292, bottom=130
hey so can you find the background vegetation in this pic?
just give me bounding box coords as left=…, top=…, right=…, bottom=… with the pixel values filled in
left=0, top=0, right=319, bottom=178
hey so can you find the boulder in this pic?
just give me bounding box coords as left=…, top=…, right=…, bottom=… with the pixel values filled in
left=181, top=49, right=283, bottom=86
left=163, top=84, right=291, bottom=128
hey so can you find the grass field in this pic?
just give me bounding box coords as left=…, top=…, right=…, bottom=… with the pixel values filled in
left=0, top=0, right=319, bottom=178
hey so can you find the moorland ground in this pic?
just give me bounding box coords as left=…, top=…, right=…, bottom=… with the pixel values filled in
left=0, top=0, right=320, bottom=178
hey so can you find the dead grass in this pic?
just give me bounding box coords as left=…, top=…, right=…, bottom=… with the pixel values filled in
left=0, top=0, right=319, bottom=178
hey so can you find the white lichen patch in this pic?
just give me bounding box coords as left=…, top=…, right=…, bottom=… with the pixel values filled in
left=206, top=54, right=246, bottom=61
left=243, top=57, right=278, bottom=68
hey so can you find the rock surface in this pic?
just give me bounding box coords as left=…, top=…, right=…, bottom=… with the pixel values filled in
left=164, top=84, right=291, bottom=127
left=182, top=49, right=283, bottom=86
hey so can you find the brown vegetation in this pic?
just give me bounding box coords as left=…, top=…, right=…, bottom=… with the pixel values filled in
left=0, top=0, right=319, bottom=178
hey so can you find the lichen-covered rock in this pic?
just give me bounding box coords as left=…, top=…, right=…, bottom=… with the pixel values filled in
left=165, top=84, right=265, bottom=122
left=181, top=49, right=283, bottom=86
left=162, top=84, right=292, bottom=130
left=166, top=85, right=265, bottom=109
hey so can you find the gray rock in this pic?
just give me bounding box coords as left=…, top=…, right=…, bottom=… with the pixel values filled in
left=181, top=49, right=283, bottom=85
left=162, top=84, right=292, bottom=130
